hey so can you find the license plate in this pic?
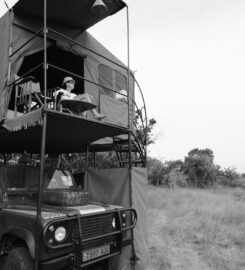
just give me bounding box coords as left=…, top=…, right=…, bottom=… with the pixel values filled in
left=83, top=245, right=110, bottom=262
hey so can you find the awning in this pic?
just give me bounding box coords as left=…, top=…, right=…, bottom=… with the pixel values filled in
left=0, top=109, right=128, bottom=153
left=13, top=0, right=126, bottom=30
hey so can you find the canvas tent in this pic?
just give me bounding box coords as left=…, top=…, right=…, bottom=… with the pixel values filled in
left=0, top=1, right=148, bottom=269
left=0, top=0, right=134, bottom=128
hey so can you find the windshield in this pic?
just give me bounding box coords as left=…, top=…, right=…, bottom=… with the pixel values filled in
left=47, top=170, right=75, bottom=189
left=1, top=166, right=77, bottom=202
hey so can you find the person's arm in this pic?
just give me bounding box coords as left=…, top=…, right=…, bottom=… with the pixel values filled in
left=53, top=89, right=68, bottom=97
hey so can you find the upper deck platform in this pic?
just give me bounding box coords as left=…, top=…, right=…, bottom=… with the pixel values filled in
left=0, top=108, right=128, bottom=154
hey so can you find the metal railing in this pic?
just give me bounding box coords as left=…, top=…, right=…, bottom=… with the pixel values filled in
left=6, top=20, right=148, bottom=166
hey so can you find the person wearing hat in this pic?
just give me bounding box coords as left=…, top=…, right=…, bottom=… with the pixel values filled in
left=54, top=76, right=105, bottom=120
left=115, top=89, right=127, bottom=103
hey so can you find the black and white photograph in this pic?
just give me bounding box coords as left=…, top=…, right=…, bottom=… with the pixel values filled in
left=0, top=0, right=245, bottom=269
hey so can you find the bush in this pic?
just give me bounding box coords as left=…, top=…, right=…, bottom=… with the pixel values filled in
left=167, top=170, right=187, bottom=188
left=147, top=157, right=165, bottom=185
left=217, top=167, right=239, bottom=187
left=182, top=149, right=217, bottom=187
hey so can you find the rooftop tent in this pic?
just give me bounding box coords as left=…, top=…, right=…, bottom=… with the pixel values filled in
left=0, top=0, right=135, bottom=153
left=0, top=11, right=133, bottom=152
left=0, top=0, right=134, bottom=127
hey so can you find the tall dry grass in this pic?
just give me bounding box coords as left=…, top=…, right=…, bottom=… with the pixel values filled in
left=147, top=186, right=245, bottom=270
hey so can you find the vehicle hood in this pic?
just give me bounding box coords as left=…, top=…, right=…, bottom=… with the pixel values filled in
left=4, top=199, right=123, bottom=220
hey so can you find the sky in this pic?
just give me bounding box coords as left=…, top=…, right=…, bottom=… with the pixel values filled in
left=1, top=0, right=245, bottom=172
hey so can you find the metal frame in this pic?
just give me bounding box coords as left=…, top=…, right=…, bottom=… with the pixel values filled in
left=35, top=1, right=47, bottom=269
left=4, top=1, right=147, bottom=269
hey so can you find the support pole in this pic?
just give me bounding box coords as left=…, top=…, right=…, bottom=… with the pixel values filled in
left=126, top=5, right=132, bottom=180
left=35, top=112, right=47, bottom=270
left=35, top=0, right=47, bottom=269
left=126, top=4, right=137, bottom=270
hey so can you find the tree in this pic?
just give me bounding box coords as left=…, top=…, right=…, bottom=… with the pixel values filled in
left=220, top=166, right=239, bottom=186
left=164, top=159, right=183, bottom=173
left=182, top=148, right=217, bottom=187
left=134, top=109, right=157, bottom=146
left=147, top=157, right=165, bottom=185
left=147, top=158, right=184, bottom=186
left=162, top=159, right=184, bottom=187
left=187, top=148, right=214, bottom=162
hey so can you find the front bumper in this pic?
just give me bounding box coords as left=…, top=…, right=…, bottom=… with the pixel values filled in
left=40, top=239, right=132, bottom=270
left=40, top=254, right=74, bottom=270
left=40, top=208, right=137, bottom=269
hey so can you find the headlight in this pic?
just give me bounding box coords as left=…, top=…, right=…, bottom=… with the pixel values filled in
left=112, top=217, right=116, bottom=229
left=54, top=226, right=66, bottom=242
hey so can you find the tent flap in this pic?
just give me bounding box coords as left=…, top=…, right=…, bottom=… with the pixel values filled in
left=86, top=167, right=148, bottom=270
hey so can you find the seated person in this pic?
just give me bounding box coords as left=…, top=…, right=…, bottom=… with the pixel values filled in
left=54, top=76, right=105, bottom=120
left=115, top=89, right=128, bottom=103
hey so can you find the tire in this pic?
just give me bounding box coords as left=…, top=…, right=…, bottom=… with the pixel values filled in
left=108, top=255, right=119, bottom=270
left=3, top=247, right=34, bottom=270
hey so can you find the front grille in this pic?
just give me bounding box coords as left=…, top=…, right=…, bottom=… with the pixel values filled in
left=80, top=212, right=116, bottom=240
left=73, top=213, right=121, bottom=267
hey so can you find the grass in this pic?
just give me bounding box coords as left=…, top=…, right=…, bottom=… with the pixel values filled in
left=146, top=186, right=245, bottom=270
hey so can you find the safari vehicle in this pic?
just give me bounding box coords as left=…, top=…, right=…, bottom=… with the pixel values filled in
left=0, top=162, right=136, bottom=269
left=0, top=0, right=148, bottom=270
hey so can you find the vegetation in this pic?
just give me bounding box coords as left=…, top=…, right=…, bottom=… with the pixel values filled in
left=147, top=148, right=244, bottom=188
left=135, top=108, right=157, bottom=146
left=147, top=185, right=245, bottom=270
left=182, top=148, right=217, bottom=187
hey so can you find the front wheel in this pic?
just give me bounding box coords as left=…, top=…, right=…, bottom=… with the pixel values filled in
left=3, top=247, right=34, bottom=270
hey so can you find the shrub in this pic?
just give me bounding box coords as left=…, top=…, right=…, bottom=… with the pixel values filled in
left=182, top=149, right=217, bottom=187
left=147, top=157, right=165, bottom=185
left=167, top=170, right=187, bottom=188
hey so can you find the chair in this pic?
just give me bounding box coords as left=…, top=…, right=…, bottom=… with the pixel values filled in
left=14, top=75, right=41, bottom=117
left=32, top=87, right=57, bottom=110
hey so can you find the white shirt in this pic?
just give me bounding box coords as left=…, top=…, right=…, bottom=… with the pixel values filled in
left=53, top=88, right=77, bottom=100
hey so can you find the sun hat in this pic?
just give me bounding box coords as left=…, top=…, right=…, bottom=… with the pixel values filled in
left=62, top=76, right=76, bottom=87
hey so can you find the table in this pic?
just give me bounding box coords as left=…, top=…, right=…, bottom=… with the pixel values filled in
left=60, top=99, right=97, bottom=115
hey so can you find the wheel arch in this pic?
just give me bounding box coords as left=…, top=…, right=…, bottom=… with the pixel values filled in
left=1, top=227, right=35, bottom=259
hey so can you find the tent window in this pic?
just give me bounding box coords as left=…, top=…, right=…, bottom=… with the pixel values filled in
left=98, top=64, right=127, bottom=98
